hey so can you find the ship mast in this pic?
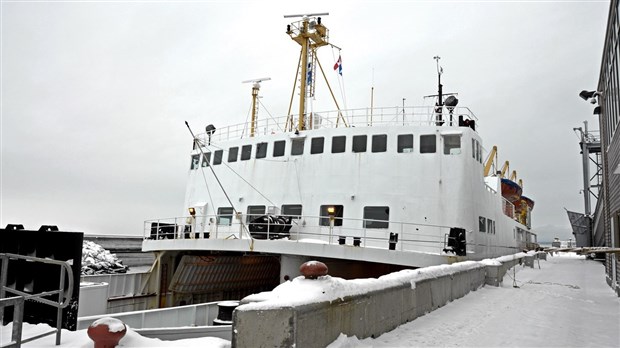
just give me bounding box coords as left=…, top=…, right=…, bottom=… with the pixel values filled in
left=242, top=77, right=271, bottom=137
left=284, top=13, right=330, bottom=131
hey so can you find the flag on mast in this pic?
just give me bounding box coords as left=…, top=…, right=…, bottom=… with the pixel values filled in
left=333, top=55, right=342, bottom=76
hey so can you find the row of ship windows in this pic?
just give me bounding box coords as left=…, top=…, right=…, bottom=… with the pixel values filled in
left=191, top=134, right=481, bottom=169
left=216, top=204, right=390, bottom=229
left=479, top=216, right=496, bottom=234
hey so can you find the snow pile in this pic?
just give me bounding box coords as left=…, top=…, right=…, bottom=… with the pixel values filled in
left=81, top=241, right=128, bottom=275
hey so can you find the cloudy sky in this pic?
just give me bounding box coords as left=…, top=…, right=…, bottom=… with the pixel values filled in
left=0, top=0, right=610, bottom=241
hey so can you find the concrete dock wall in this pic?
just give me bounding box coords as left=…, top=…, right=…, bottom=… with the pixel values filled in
left=233, top=252, right=542, bottom=347
left=233, top=265, right=487, bottom=347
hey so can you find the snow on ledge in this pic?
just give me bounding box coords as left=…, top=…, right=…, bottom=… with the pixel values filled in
left=238, top=259, right=486, bottom=311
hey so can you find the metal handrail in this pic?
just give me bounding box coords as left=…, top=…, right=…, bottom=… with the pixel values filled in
left=0, top=253, right=75, bottom=346
left=194, top=105, right=478, bottom=143
left=144, top=214, right=452, bottom=253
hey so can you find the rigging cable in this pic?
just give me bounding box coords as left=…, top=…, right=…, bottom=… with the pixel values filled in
left=185, top=121, right=255, bottom=250
left=200, top=143, right=279, bottom=208
left=258, top=99, right=284, bottom=133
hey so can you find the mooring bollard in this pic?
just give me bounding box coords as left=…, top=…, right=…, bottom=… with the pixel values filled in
left=87, top=317, right=127, bottom=348
left=299, top=260, right=328, bottom=279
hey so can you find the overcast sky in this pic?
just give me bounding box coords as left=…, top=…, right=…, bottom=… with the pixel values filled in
left=0, top=0, right=610, bottom=241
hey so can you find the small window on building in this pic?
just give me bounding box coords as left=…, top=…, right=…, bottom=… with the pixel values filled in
left=363, top=206, right=389, bottom=229
left=273, top=140, right=286, bottom=157
left=443, top=135, right=461, bottom=155
left=241, top=145, right=252, bottom=161
left=281, top=204, right=303, bottom=219
left=372, top=134, right=387, bottom=153
left=213, top=150, right=223, bottom=165
left=217, top=207, right=234, bottom=226
left=420, top=135, right=436, bottom=153
left=256, top=142, right=268, bottom=159
left=479, top=216, right=486, bottom=232
left=352, top=135, right=367, bottom=153
left=201, top=152, right=211, bottom=167
left=332, top=136, right=346, bottom=153
left=246, top=205, right=266, bottom=223
left=291, top=138, right=304, bottom=156
left=319, top=205, right=344, bottom=226
left=311, top=137, right=324, bottom=154
left=191, top=154, right=200, bottom=170
left=398, top=134, right=414, bottom=153
left=228, top=147, right=239, bottom=162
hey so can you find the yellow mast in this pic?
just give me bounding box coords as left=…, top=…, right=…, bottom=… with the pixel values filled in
left=285, top=13, right=330, bottom=131
left=242, top=77, right=271, bottom=137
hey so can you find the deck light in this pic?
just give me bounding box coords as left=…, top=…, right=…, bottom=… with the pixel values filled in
left=188, top=207, right=196, bottom=216
left=327, top=206, right=335, bottom=216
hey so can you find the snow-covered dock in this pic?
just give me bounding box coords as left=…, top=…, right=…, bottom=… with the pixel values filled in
left=2, top=253, right=619, bottom=347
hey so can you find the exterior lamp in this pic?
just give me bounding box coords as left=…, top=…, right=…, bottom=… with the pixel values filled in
left=327, top=207, right=335, bottom=221
left=188, top=207, right=196, bottom=216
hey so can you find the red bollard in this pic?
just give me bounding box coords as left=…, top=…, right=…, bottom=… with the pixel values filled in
left=299, top=260, right=328, bottom=279
left=87, top=317, right=127, bottom=348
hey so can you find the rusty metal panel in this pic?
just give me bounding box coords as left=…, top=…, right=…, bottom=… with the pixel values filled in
left=169, top=254, right=279, bottom=295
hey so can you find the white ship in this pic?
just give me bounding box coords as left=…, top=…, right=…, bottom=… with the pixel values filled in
left=141, top=14, right=537, bottom=307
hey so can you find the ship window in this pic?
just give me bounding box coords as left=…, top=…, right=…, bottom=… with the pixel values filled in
left=256, top=142, right=268, bottom=159
left=420, top=135, right=436, bottom=153
left=352, top=135, right=367, bottom=153
left=291, top=138, right=304, bottom=156
left=320, top=205, right=343, bottom=226
left=213, top=150, right=223, bottom=165
left=246, top=205, right=266, bottom=223
left=281, top=204, right=302, bottom=219
left=487, top=219, right=493, bottom=234
left=273, top=140, right=286, bottom=157
left=476, top=141, right=481, bottom=163
left=332, top=136, right=346, bottom=153
left=397, top=134, right=414, bottom=153
left=217, top=207, right=234, bottom=226
left=372, top=134, right=387, bottom=153
left=311, top=137, right=324, bottom=154
left=363, top=206, right=389, bottom=229
left=228, top=147, right=239, bottom=162
left=241, top=145, right=252, bottom=161
left=443, top=134, right=461, bottom=155
left=191, top=154, right=200, bottom=170
left=472, top=139, right=476, bottom=159
left=479, top=216, right=486, bottom=232
left=201, top=152, right=211, bottom=167
left=492, top=220, right=496, bottom=234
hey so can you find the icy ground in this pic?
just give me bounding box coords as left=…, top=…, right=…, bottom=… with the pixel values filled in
left=329, top=253, right=620, bottom=348
left=1, top=253, right=618, bottom=347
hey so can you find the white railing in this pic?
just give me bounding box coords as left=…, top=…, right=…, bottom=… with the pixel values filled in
left=144, top=214, right=453, bottom=254
left=196, top=106, right=478, bottom=143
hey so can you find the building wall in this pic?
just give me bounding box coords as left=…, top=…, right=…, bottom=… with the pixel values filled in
left=597, top=0, right=620, bottom=295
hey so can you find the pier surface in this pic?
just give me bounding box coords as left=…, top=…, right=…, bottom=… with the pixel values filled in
left=330, top=253, right=620, bottom=347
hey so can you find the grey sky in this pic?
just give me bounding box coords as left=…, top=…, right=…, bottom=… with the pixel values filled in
left=0, top=1, right=609, bottom=242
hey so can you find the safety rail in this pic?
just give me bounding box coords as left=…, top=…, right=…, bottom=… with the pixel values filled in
left=0, top=253, right=75, bottom=347
left=144, top=214, right=452, bottom=254
left=0, top=296, right=24, bottom=348
left=195, top=106, right=478, bottom=143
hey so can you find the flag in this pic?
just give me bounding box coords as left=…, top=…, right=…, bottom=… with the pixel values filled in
left=333, top=55, right=342, bottom=76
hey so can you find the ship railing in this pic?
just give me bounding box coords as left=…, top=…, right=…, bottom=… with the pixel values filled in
left=144, top=214, right=454, bottom=254
left=195, top=106, right=478, bottom=143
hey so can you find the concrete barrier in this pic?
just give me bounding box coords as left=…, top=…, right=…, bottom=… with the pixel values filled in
left=232, top=252, right=544, bottom=348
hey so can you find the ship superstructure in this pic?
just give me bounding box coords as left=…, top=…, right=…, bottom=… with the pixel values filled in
left=141, top=14, right=536, bottom=307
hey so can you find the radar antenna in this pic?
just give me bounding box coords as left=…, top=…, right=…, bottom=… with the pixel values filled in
left=242, top=77, right=271, bottom=137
